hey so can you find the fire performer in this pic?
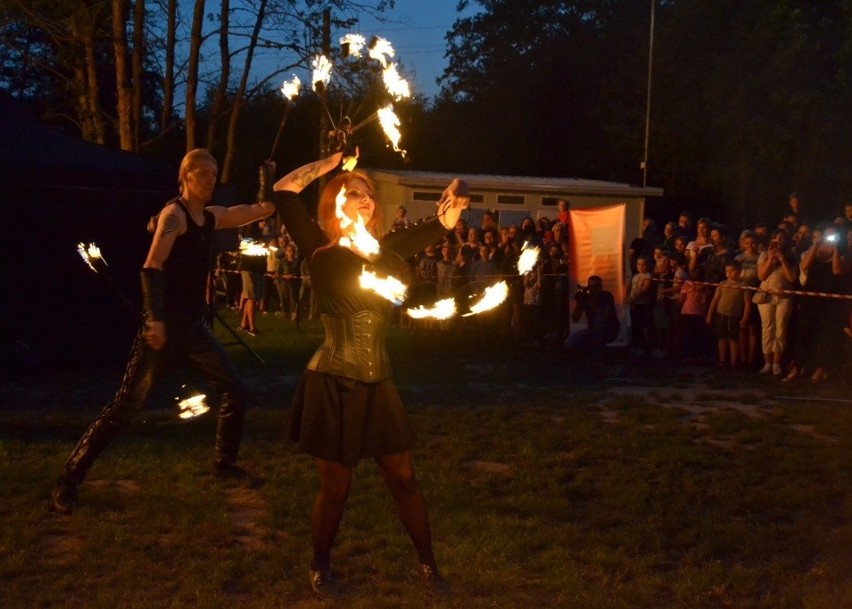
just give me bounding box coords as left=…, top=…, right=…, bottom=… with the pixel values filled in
left=51, top=149, right=276, bottom=514
left=271, top=152, right=468, bottom=600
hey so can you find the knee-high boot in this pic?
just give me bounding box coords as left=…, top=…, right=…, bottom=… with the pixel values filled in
left=213, top=380, right=248, bottom=468
left=52, top=330, right=156, bottom=513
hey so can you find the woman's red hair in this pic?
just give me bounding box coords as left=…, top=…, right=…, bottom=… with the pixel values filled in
left=317, top=171, right=384, bottom=243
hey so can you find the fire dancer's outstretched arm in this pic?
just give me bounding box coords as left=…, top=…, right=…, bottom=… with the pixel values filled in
left=273, top=152, right=343, bottom=193
left=209, top=200, right=275, bottom=230
left=51, top=147, right=258, bottom=517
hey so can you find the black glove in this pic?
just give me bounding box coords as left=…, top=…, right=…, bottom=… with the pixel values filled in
left=140, top=267, right=166, bottom=322
left=256, top=161, right=274, bottom=202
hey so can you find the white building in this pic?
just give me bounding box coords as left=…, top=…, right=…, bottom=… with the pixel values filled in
left=363, top=168, right=663, bottom=244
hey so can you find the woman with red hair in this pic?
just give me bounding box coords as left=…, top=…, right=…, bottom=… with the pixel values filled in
left=272, top=153, right=469, bottom=601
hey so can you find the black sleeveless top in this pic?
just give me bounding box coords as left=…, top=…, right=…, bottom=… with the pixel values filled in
left=162, top=198, right=215, bottom=323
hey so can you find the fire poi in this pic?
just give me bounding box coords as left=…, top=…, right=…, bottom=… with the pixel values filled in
left=269, top=31, right=508, bottom=319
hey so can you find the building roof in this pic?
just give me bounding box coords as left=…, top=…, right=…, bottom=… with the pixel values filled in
left=364, top=168, right=663, bottom=198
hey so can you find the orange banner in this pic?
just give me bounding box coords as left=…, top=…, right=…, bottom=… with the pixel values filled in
left=568, top=204, right=626, bottom=340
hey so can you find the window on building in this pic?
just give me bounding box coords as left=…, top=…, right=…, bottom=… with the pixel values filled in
left=497, top=194, right=525, bottom=205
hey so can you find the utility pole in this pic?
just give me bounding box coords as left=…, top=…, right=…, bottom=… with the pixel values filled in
left=642, top=0, right=656, bottom=187
left=319, top=8, right=331, bottom=158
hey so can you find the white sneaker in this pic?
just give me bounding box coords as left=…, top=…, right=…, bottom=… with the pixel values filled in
left=772, top=363, right=783, bottom=376
left=759, top=363, right=772, bottom=374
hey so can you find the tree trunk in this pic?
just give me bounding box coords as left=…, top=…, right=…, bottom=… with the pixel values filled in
left=185, top=0, right=206, bottom=152
left=206, top=0, right=231, bottom=152
left=82, top=29, right=106, bottom=145
left=112, top=0, right=133, bottom=151
left=161, top=0, right=177, bottom=133
left=72, top=62, right=95, bottom=142
left=131, top=0, right=145, bottom=151
left=221, top=0, right=267, bottom=184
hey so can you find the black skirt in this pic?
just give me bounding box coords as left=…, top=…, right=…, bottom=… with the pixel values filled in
left=288, top=370, right=416, bottom=466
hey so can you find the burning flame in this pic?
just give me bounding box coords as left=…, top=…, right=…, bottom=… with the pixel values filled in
left=280, top=74, right=301, bottom=101
left=517, top=242, right=540, bottom=275
left=335, top=186, right=354, bottom=230
left=311, top=54, right=332, bottom=92
left=176, top=391, right=209, bottom=420
left=377, top=104, right=406, bottom=157
left=77, top=242, right=105, bottom=272
left=340, top=33, right=366, bottom=57
left=463, top=281, right=509, bottom=317
left=341, top=154, right=358, bottom=172
left=335, top=187, right=380, bottom=257
left=359, top=267, right=407, bottom=305
left=368, top=36, right=395, bottom=67
left=383, top=63, right=411, bottom=100
left=239, top=239, right=269, bottom=257
left=407, top=298, right=457, bottom=320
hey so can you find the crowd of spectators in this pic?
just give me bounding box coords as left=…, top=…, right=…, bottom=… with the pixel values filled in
left=624, top=194, right=852, bottom=381
left=215, top=193, right=852, bottom=381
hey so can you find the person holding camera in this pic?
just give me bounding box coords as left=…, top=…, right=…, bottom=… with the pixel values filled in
left=785, top=225, right=848, bottom=381
left=562, top=276, right=620, bottom=372
left=755, top=228, right=797, bottom=375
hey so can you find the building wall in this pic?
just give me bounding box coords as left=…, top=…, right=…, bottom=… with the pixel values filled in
left=367, top=175, right=647, bottom=260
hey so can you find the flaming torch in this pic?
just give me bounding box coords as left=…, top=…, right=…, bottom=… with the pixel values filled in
left=368, top=36, right=395, bottom=67
left=340, top=33, right=366, bottom=58
left=268, top=74, right=301, bottom=160
left=359, top=268, right=408, bottom=305
left=311, top=53, right=336, bottom=129
left=517, top=242, right=540, bottom=275
left=377, top=104, right=407, bottom=157
left=175, top=388, right=210, bottom=420
left=463, top=281, right=509, bottom=317
left=406, top=298, right=457, bottom=320
left=76, top=242, right=139, bottom=317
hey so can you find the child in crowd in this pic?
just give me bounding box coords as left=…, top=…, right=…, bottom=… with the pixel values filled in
left=652, top=250, right=674, bottom=358
left=678, top=266, right=710, bottom=364
left=705, top=261, right=752, bottom=368
left=625, top=255, right=654, bottom=353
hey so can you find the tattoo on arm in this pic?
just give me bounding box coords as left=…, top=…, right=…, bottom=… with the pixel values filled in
left=160, top=212, right=180, bottom=235
left=292, top=164, right=320, bottom=189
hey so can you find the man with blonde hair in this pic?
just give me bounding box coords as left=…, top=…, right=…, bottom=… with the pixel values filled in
left=52, top=150, right=276, bottom=514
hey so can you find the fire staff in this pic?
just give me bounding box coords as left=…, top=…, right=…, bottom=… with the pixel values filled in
left=51, top=148, right=276, bottom=515
left=271, top=153, right=468, bottom=601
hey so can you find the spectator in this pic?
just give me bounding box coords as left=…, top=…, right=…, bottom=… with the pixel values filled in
left=652, top=250, right=675, bottom=359
left=705, top=261, right=752, bottom=369
left=687, top=217, right=713, bottom=272
left=521, top=261, right=542, bottom=344
left=735, top=233, right=760, bottom=368
left=551, top=222, right=569, bottom=251
left=481, top=209, right=499, bottom=233
left=678, top=211, right=694, bottom=241
left=785, top=192, right=804, bottom=228
left=678, top=266, right=711, bottom=364
left=625, top=255, right=654, bottom=353
left=662, top=221, right=679, bottom=250
left=555, top=198, right=570, bottom=227
left=391, top=205, right=409, bottom=231
left=755, top=229, right=797, bottom=375
left=786, top=225, right=849, bottom=381
left=563, top=275, right=620, bottom=374
left=702, top=225, right=733, bottom=284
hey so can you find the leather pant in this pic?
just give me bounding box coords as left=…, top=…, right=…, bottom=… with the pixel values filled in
left=58, top=319, right=247, bottom=487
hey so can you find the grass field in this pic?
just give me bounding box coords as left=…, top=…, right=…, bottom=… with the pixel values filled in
left=1, top=311, right=850, bottom=608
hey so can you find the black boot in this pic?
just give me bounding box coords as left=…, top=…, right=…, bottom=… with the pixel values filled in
left=51, top=414, right=124, bottom=513
left=212, top=384, right=247, bottom=477
left=51, top=476, right=78, bottom=514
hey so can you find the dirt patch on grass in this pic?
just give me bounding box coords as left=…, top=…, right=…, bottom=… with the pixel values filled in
left=223, top=486, right=271, bottom=550
left=465, top=460, right=513, bottom=475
